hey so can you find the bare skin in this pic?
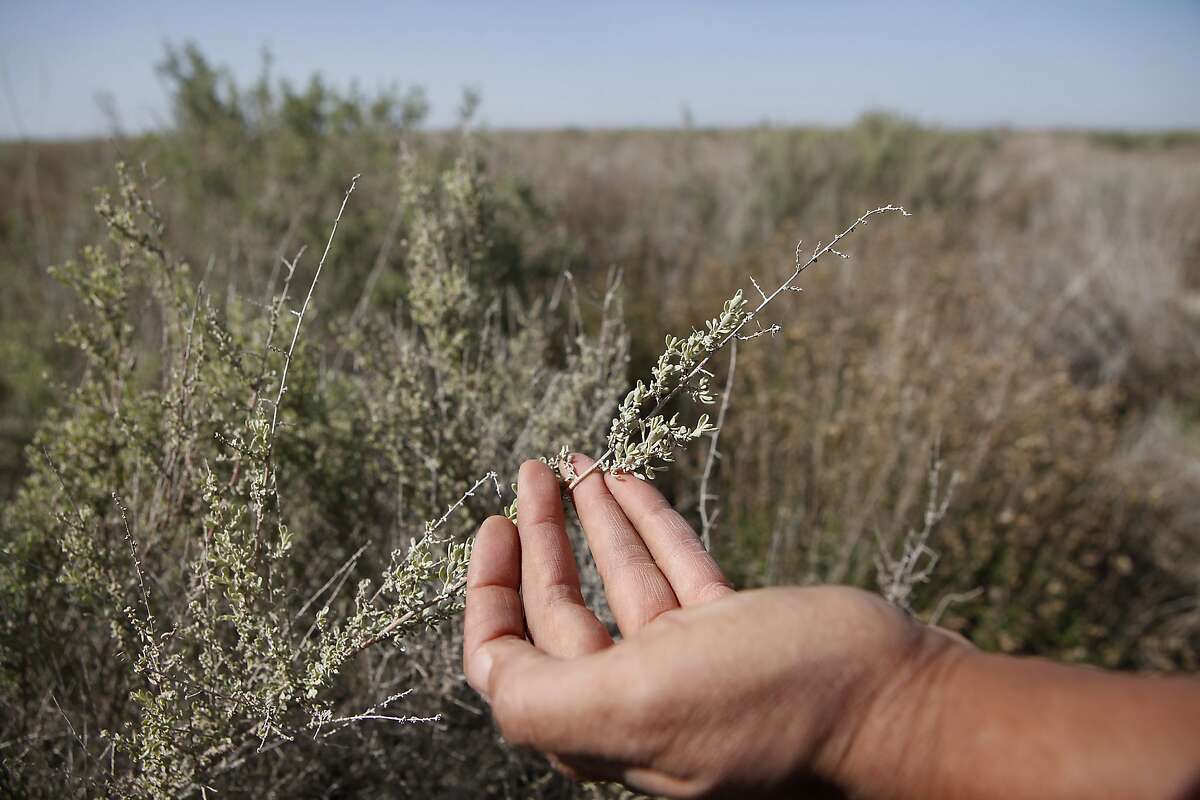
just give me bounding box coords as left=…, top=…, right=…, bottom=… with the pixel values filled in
left=462, top=457, right=1200, bottom=799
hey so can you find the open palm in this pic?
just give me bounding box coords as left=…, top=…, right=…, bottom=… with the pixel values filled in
left=462, top=456, right=930, bottom=798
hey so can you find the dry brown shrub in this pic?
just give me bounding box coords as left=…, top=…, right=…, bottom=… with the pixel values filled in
left=670, top=195, right=1200, bottom=671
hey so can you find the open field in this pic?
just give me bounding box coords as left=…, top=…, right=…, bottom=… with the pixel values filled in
left=2, top=52, right=1199, bottom=795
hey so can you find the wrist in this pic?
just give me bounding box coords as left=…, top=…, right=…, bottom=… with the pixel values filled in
left=820, top=618, right=972, bottom=799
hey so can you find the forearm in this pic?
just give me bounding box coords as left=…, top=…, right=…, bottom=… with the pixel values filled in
left=841, top=633, right=1200, bottom=800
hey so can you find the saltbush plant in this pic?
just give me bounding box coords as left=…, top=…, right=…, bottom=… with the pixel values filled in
left=0, top=151, right=625, bottom=796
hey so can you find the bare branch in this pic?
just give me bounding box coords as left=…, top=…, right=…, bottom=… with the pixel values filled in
left=268, top=175, right=360, bottom=442
left=699, top=340, right=737, bottom=550
left=875, top=441, right=959, bottom=611
left=112, top=491, right=153, bottom=624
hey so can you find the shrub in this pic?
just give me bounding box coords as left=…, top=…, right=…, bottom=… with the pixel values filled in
left=0, top=151, right=626, bottom=796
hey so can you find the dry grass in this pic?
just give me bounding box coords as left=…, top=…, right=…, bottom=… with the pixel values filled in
left=649, top=134, right=1200, bottom=669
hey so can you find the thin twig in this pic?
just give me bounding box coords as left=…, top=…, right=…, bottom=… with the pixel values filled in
left=296, top=544, right=369, bottom=622
left=876, top=441, right=959, bottom=611
left=929, top=587, right=983, bottom=627
left=41, top=447, right=86, bottom=530
left=112, top=491, right=153, bottom=624
left=268, top=175, right=360, bottom=442
left=50, top=693, right=92, bottom=763
left=252, top=175, right=359, bottom=552
left=699, top=340, right=737, bottom=550
left=295, top=544, right=370, bottom=660
left=313, top=689, right=440, bottom=737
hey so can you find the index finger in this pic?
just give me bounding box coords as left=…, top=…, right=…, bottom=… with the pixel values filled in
left=516, top=460, right=611, bottom=656
left=463, top=517, right=639, bottom=761
left=464, top=514, right=537, bottom=698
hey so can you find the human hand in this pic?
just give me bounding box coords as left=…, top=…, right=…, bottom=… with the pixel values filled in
left=462, top=456, right=951, bottom=798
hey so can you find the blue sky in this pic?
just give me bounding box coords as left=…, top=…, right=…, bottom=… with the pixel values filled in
left=2, top=1, right=1198, bottom=138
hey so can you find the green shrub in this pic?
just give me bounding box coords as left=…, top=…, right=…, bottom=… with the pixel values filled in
left=0, top=151, right=625, bottom=796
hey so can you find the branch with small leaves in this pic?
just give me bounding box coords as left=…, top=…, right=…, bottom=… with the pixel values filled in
left=566, top=204, right=910, bottom=487
left=353, top=471, right=503, bottom=653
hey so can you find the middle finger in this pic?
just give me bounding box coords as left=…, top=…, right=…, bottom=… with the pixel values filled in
left=564, top=453, right=679, bottom=635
